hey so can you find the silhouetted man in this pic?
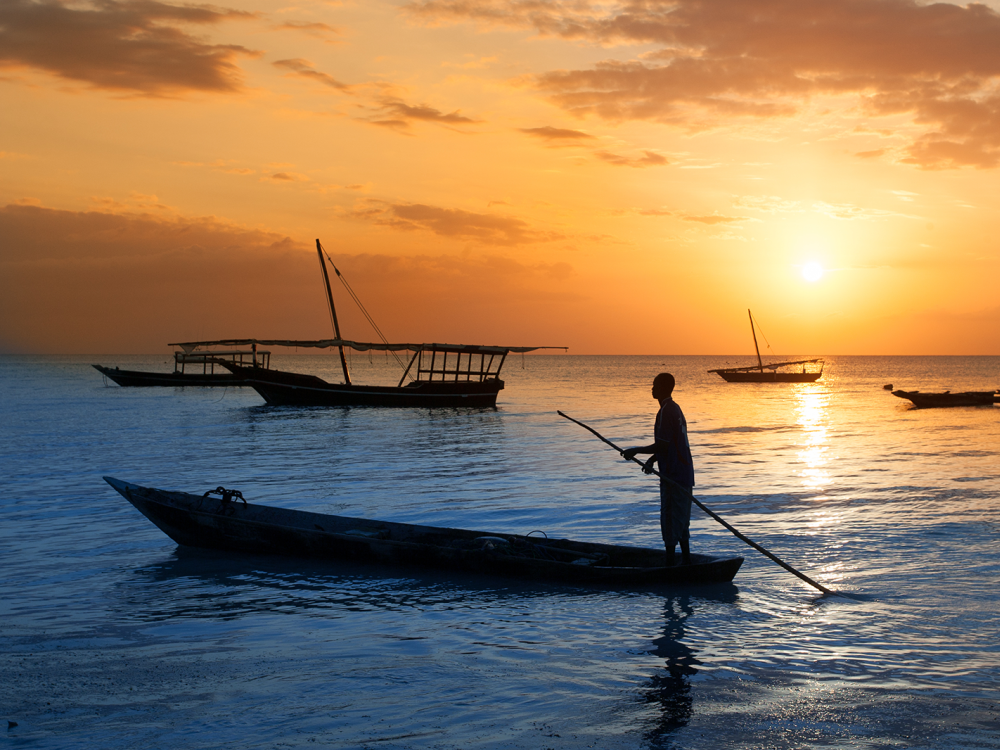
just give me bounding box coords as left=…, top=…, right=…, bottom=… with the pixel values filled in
left=622, top=373, right=695, bottom=565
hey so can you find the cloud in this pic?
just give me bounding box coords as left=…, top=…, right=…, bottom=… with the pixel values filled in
left=339, top=252, right=574, bottom=285
left=274, top=20, right=341, bottom=39
left=350, top=200, right=565, bottom=245
left=409, top=0, right=1000, bottom=169
left=442, top=55, right=499, bottom=69
left=682, top=214, right=744, bottom=225
left=519, top=126, right=667, bottom=166
left=0, top=204, right=313, bottom=352
left=811, top=201, right=905, bottom=220
left=0, top=0, right=259, bottom=96
left=732, top=194, right=907, bottom=219
left=266, top=172, right=308, bottom=182
left=519, top=125, right=595, bottom=142
left=0, top=203, right=576, bottom=353
left=595, top=150, right=668, bottom=167
left=735, top=195, right=802, bottom=214
left=366, top=97, right=482, bottom=131
left=273, top=58, right=351, bottom=91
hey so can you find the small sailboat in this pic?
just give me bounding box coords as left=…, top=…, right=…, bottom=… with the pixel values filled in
left=709, top=310, right=823, bottom=383
left=185, top=240, right=565, bottom=407
left=93, top=346, right=271, bottom=387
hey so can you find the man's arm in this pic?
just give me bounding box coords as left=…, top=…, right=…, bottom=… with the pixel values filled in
left=621, top=444, right=656, bottom=461
left=623, top=438, right=673, bottom=474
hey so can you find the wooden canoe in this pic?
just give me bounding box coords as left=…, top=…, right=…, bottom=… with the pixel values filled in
left=93, top=347, right=269, bottom=387
left=892, top=390, right=999, bottom=408
left=105, top=477, right=744, bottom=586
left=93, top=365, right=246, bottom=387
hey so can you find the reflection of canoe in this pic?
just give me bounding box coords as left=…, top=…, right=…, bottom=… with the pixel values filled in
left=892, top=390, right=1000, bottom=408
left=105, top=477, right=744, bottom=586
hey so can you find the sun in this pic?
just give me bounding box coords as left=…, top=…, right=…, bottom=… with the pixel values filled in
left=802, top=261, right=825, bottom=282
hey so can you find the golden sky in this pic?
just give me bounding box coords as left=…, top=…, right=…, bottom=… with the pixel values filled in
left=2, top=0, right=1000, bottom=354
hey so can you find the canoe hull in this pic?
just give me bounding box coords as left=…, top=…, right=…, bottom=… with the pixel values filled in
left=223, top=363, right=504, bottom=408
left=105, top=478, right=743, bottom=586
left=93, top=365, right=245, bottom=387
left=714, top=371, right=822, bottom=383
left=892, top=390, right=999, bottom=408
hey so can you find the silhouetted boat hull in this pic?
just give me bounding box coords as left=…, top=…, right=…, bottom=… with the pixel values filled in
left=104, top=478, right=744, bottom=586
left=93, top=365, right=245, bottom=387
left=892, top=390, right=999, bottom=408
left=168, top=241, right=564, bottom=407
left=714, top=369, right=822, bottom=383
left=222, top=362, right=505, bottom=407
left=94, top=347, right=270, bottom=388
left=709, top=310, right=823, bottom=383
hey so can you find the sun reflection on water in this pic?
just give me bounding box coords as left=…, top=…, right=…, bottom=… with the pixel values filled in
left=795, top=385, right=831, bottom=492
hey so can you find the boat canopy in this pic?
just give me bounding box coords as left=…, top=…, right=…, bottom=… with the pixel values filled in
left=170, top=339, right=566, bottom=355
left=170, top=339, right=566, bottom=385
left=174, top=347, right=270, bottom=374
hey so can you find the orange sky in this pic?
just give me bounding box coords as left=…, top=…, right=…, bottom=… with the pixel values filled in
left=2, top=0, right=1000, bottom=355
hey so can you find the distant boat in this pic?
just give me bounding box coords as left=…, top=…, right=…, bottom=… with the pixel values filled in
left=709, top=310, right=823, bottom=383
left=93, top=345, right=271, bottom=387
left=892, top=390, right=1000, bottom=408
left=104, top=477, right=744, bottom=586
left=178, top=240, right=565, bottom=408
left=211, top=340, right=548, bottom=408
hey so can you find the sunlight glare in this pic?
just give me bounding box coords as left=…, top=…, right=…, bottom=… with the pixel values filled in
left=802, top=262, right=825, bottom=282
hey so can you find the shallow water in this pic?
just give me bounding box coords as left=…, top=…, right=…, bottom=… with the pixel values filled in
left=2, top=354, right=1000, bottom=748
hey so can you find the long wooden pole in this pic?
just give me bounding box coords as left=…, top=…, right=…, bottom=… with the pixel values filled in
left=749, top=308, right=763, bottom=373
left=316, top=239, right=351, bottom=385
left=557, top=411, right=835, bottom=596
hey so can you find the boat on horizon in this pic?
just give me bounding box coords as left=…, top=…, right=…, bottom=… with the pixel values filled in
left=709, top=310, right=823, bottom=383
left=93, top=345, right=271, bottom=387
left=104, top=477, right=744, bottom=586
left=181, top=240, right=565, bottom=408
left=892, top=389, right=999, bottom=408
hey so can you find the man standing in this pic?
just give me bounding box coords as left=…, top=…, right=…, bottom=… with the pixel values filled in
left=622, top=373, right=695, bottom=566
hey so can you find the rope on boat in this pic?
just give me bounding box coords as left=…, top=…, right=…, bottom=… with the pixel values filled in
left=557, top=411, right=836, bottom=596
left=203, top=486, right=247, bottom=506
left=749, top=309, right=776, bottom=358
left=317, top=241, right=411, bottom=377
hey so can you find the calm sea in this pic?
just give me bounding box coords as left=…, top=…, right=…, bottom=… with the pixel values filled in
left=2, top=354, right=999, bottom=749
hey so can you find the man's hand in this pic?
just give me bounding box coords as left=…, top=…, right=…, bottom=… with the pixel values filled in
left=621, top=447, right=639, bottom=461
left=642, top=456, right=657, bottom=474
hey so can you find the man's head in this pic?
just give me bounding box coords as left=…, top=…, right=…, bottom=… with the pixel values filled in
left=652, top=372, right=675, bottom=400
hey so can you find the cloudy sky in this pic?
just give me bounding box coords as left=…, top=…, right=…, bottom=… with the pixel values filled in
left=2, top=0, right=1000, bottom=354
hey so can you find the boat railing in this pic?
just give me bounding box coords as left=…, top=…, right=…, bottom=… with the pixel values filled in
left=399, top=346, right=508, bottom=385
left=174, top=349, right=271, bottom=376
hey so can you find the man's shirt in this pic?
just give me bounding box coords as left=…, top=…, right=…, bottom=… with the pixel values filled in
left=654, top=398, right=695, bottom=488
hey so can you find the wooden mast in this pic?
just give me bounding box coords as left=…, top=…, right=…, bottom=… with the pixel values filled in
left=316, top=239, right=351, bottom=385
left=748, top=309, right=763, bottom=373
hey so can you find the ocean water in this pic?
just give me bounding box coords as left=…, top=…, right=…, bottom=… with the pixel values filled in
left=2, top=354, right=999, bottom=749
